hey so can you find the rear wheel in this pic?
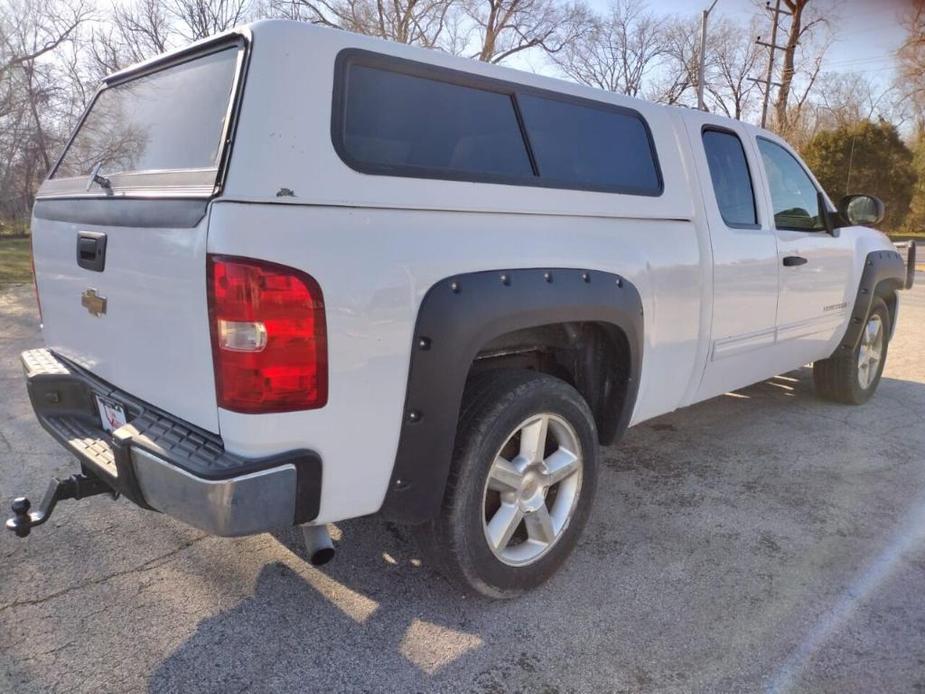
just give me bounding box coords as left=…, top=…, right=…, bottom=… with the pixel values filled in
left=417, top=370, right=599, bottom=599
left=813, top=296, right=890, bottom=405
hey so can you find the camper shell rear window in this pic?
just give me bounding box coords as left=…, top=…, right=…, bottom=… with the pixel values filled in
left=332, top=50, right=663, bottom=196
left=44, top=36, right=246, bottom=197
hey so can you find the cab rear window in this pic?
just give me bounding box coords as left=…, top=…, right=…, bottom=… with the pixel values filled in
left=52, top=46, right=240, bottom=182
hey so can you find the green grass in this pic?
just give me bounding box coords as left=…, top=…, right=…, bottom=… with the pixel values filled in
left=0, top=237, right=33, bottom=285
left=889, top=231, right=925, bottom=241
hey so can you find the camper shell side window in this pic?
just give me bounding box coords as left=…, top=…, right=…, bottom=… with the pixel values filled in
left=331, top=49, right=663, bottom=196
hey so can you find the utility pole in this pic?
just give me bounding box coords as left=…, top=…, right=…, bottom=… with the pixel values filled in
left=845, top=135, right=857, bottom=195
left=748, top=0, right=791, bottom=128
left=697, top=0, right=719, bottom=111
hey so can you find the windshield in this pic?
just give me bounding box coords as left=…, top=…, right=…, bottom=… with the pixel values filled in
left=53, top=46, right=240, bottom=180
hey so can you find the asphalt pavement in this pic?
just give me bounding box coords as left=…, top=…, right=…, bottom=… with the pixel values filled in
left=1, top=277, right=924, bottom=693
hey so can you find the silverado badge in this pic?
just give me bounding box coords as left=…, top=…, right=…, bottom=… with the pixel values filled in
left=81, top=288, right=107, bottom=317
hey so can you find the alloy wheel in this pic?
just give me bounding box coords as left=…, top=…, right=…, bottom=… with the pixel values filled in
left=857, top=314, right=884, bottom=390
left=481, top=413, right=583, bottom=567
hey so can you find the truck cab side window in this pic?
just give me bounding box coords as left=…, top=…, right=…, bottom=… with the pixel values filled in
left=757, top=138, right=825, bottom=231
left=702, top=129, right=758, bottom=227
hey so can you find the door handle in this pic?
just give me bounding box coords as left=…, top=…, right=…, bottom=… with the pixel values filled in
left=782, top=255, right=807, bottom=267
left=76, top=231, right=107, bottom=272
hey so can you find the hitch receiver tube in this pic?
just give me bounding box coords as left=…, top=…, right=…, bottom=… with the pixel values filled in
left=6, top=473, right=114, bottom=537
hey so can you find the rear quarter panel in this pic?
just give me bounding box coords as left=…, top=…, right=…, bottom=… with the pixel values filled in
left=208, top=202, right=704, bottom=522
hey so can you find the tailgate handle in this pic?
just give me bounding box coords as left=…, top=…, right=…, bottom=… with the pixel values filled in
left=76, top=231, right=107, bottom=272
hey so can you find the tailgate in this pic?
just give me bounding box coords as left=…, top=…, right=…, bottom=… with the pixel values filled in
left=31, top=202, right=218, bottom=432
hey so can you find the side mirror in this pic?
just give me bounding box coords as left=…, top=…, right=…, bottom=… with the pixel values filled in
left=838, top=194, right=885, bottom=227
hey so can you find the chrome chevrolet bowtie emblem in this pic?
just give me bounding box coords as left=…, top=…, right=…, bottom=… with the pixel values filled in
left=81, top=288, right=107, bottom=317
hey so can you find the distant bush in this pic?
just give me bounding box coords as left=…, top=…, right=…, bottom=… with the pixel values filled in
left=0, top=219, right=30, bottom=237
left=803, top=120, right=915, bottom=234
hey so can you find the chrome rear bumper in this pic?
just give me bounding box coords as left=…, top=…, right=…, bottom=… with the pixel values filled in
left=131, top=449, right=299, bottom=536
left=21, top=348, right=321, bottom=536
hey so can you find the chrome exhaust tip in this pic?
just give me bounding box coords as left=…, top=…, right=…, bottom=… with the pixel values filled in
left=301, top=524, right=335, bottom=566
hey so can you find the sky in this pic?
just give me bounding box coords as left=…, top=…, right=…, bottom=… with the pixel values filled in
left=502, top=0, right=916, bottom=114
left=97, top=0, right=912, bottom=86
left=96, top=0, right=915, bottom=97
left=613, top=0, right=912, bottom=87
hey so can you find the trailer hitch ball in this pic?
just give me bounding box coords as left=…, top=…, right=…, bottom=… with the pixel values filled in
left=5, top=473, right=113, bottom=538
left=7, top=497, right=33, bottom=537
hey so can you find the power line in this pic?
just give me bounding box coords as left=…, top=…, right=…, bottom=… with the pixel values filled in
left=831, top=65, right=900, bottom=76
left=823, top=54, right=899, bottom=69
left=832, top=24, right=908, bottom=41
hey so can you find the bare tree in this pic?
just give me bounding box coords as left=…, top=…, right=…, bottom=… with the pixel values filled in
left=812, top=72, right=881, bottom=128
left=274, top=0, right=592, bottom=61
left=0, top=0, right=92, bottom=220
left=114, top=0, right=171, bottom=57
left=86, top=0, right=172, bottom=78
left=464, top=0, right=591, bottom=64
left=273, top=0, right=456, bottom=47
left=0, top=0, right=89, bottom=75
left=706, top=18, right=762, bottom=120
left=900, top=2, right=925, bottom=80
left=772, top=0, right=828, bottom=131
left=553, top=0, right=663, bottom=96
left=1, top=0, right=255, bottom=222
left=170, top=0, right=254, bottom=41
left=788, top=71, right=911, bottom=151
left=87, top=0, right=255, bottom=79
left=647, top=15, right=701, bottom=106
left=897, top=0, right=925, bottom=122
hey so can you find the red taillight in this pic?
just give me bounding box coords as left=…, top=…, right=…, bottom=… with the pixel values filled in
left=207, top=255, right=328, bottom=413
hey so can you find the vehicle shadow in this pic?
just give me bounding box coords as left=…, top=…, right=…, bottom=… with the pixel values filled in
left=147, top=367, right=925, bottom=693
left=146, top=520, right=515, bottom=693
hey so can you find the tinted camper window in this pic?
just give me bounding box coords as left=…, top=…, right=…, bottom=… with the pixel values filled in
left=334, top=50, right=662, bottom=195
left=341, top=65, right=533, bottom=179
left=518, top=94, right=661, bottom=194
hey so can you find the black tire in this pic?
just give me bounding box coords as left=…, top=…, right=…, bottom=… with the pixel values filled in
left=813, top=296, right=891, bottom=405
left=415, top=370, right=600, bottom=599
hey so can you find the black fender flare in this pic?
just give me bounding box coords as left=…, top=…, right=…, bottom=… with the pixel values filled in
left=379, top=268, right=643, bottom=523
left=836, top=249, right=906, bottom=355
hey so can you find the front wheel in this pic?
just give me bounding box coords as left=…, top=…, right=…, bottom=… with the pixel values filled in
left=416, top=370, right=599, bottom=599
left=813, top=296, right=890, bottom=405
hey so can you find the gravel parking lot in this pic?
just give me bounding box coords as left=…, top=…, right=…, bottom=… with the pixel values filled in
left=1, top=277, right=924, bottom=693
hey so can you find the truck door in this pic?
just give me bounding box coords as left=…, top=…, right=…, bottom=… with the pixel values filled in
left=754, top=136, right=855, bottom=365
left=684, top=115, right=782, bottom=401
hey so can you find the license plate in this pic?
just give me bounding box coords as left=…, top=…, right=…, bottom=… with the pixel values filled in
left=95, top=395, right=127, bottom=433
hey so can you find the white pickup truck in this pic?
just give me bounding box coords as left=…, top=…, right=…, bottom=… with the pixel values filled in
left=7, top=20, right=916, bottom=598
